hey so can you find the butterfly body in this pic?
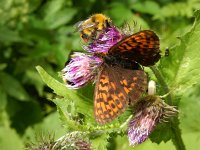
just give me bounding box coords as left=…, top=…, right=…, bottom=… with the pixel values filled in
left=72, top=16, right=161, bottom=124
left=93, top=30, right=160, bottom=124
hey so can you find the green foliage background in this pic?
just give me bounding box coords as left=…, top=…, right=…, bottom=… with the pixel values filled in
left=0, top=0, right=200, bottom=149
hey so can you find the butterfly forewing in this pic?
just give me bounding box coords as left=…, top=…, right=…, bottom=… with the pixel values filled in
left=108, top=30, right=160, bottom=66
left=94, top=65, right=147, bottom=124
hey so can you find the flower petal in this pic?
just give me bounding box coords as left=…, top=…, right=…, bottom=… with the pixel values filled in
left=128, top=95, right=178, bottom=146
left=62, top=52, right=102, bottom=89
left=84, top=27, right=124, bottom=53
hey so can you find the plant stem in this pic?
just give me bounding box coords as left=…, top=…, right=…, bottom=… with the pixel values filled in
left=150, top=66, right=172, bottom=105
left=150, top=66, right=186, bottom=150
left=171, top=119, right=186, bottom=150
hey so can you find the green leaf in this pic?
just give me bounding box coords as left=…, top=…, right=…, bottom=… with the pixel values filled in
left=0, top=125, right=24, bottom=150
left=0, top=27, right=23, bottom=42
left=0, top=86, right=7, bottom=111
left=36, top=66, right=72, bottom=97
left=91, top=133, right=109, bottom=150
left=43, top=0, right=66, bottom=17
left=28, top=0, right=42, bottom=13
left=150, top=122, right=175, bottom=144
left=0, top=63, right=7, bottom=71
left=25, top=70, right=45, bottom=96
left=115, top=134, right=176, bottom=150
left=36, top=66, right=94, bottom=121
left=0, top=112, right=24, bottom=150
left=131, top=1, right=161, bottom=15
left=179, top=84, right=200, bottom=131
left=153, top=1, right=199, bottom=20
left=181, top=131, right=200, bottom=150
left=107, top=3, right=134, bottom=26
left=158, top=10, right=200, bottom=95
left=9, top=101, right=43, bottom=134
left=44, top=8, right=77, bottom=29
left=53, top=98, right=86, bottom=131
left=0, top=72, right=29, bottom=101
left=23, top=112, right=66, bottom=143
left=107, top=2, right=149, bottom=28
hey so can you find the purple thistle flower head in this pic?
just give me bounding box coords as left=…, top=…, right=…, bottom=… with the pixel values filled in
left=128, top=95, right=178, bottom=147
left=62, top=52, right=103, bottom=89
left=75, top=140, right=91, bottom=150
left=83, top=26, right=124, bottom=53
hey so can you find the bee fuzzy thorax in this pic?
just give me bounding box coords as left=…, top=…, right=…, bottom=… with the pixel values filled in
left=74, top=13, right=112, bottom=43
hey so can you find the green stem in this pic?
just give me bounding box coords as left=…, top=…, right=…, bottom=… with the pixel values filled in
left=150, top=66, right=172, bottom=105
left=150, top=66, right=186, bottom=150
left=171, top=119, right=186, bottom=150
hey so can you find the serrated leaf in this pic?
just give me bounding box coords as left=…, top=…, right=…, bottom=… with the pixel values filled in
left=91, top=133, right=109, bottom=150
left=36, top=66, right=76, bottom=97
left=36, top=66, right=94, bottom=121
left=0, top=72, right=29, bottom=101
left=158, top=10, right=200, bottom=95
left=59, top=108, right=85, bottom=131
left=150, top=122, right=173, bottom=144
left=53, top=98, right=86, bottom=131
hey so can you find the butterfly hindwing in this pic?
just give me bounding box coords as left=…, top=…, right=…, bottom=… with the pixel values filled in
left=108, top=30, right=160, bottom=66
left=94, top=66, right=127, bottom=124
left=94, top=65, right=147, bottom=124
left=117, top=67, right=148, bottom=106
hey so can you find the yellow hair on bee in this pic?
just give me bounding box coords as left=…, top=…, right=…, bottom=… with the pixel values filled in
left=74, top=13, right=112, bottom=43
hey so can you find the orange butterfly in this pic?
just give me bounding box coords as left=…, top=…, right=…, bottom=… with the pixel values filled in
left=94, top=30, right=160, bottom=124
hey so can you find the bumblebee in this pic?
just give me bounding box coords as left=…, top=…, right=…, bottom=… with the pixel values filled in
left=74, top=13, right=112, bottom=42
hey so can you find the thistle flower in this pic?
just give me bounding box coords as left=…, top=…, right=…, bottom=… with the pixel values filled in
left=53, top=131, right=91, bottom=150
left=62, top=24, right=125, bottom=89
left=26, top=131, right=91, bottom=150
left=128, top=95, right=178, bottom=147
left=62, top=52, right=102, bottom=89
left=83, top=26, right=124, bottom=53
left=74, top=140, right=91, bottom=150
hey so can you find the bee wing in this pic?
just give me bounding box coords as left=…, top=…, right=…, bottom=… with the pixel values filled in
left=74, top=20, right=96, bottom=32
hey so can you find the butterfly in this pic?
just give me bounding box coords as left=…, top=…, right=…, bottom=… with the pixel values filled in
left=94, top=30, right=160, bottom=124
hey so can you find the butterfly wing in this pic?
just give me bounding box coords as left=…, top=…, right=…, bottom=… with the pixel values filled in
left=108, top=30, right=160, bottom=66
left=94, top=65, right=147, bottom=124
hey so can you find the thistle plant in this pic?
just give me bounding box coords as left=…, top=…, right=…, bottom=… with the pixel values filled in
left=35, top=11, right=200, bottom=150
